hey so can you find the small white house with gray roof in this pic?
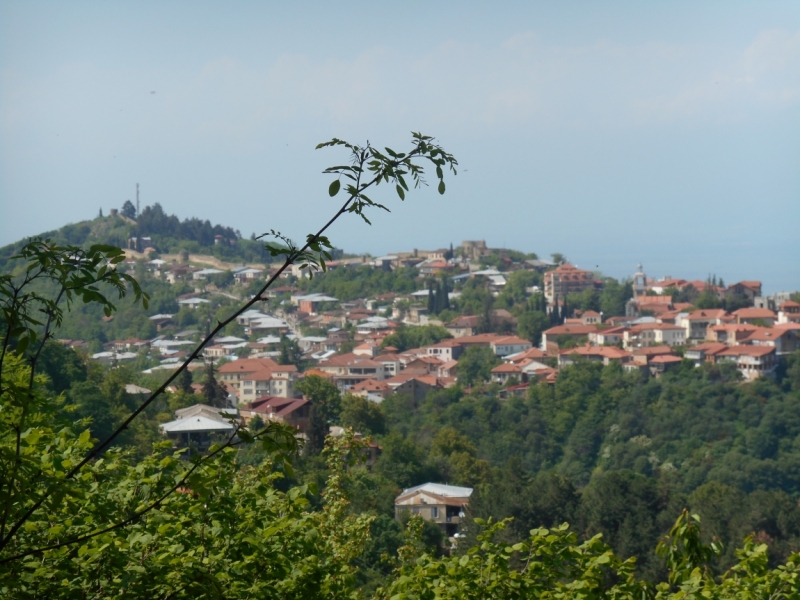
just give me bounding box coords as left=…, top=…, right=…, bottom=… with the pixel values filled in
left=395, top=482, right=473, bottom=537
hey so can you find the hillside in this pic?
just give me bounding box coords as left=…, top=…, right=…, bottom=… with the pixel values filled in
left=0, top=203, right=275, bottom=271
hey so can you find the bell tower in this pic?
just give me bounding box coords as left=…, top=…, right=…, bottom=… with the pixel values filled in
left=633, top=263, right=647, bottom=299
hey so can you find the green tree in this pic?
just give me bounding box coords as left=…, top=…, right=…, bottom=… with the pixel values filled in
left=296, top=375, right=342, bottom=455
left=457, top=345, right=500, bottom=387
left=341, top=393, right=386, bottom=435
left=121, top=200, right=137, bottom=220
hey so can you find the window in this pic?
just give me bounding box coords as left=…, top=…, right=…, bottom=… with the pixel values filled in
left=430, top=507, right=438, bottom=518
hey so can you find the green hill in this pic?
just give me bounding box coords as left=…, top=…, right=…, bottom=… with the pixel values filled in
left=0, top=203, right=275, bottom=271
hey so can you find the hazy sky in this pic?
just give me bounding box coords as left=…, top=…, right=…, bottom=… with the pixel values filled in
left=1, top=1, right=798, bottom=292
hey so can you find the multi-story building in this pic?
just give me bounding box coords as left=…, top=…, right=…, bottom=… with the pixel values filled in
left=543, top=263, right=595, bottom=305
left=217, top=358, right=298, bottom=403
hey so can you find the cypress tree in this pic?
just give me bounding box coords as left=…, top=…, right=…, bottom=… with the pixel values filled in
left=427, top=283, right=435, bottom=314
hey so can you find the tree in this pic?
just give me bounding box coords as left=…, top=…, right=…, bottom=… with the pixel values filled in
left=121, top=200, right=137, bottom=219
left=202, top=361, right=228, bottom=407
left=176, top=365, right=194, bottom=393
left=296, top=375, right=342, bottom=455
left=457, top=346, right=500, bottom=387
left=341, top=393, right=386, bottom=435
left=518, top=310, right=549, bottom=345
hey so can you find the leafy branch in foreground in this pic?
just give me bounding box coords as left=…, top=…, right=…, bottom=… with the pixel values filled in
left=0, top=132, right=456, bottom=557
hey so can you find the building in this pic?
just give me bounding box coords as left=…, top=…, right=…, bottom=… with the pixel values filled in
left=543, top=263, right=595, bottom=305
left=239, top=396, right=311, bottom=432
left=716, top=346, right=778, bottom=381
left=681, top=309, right=731, bottom=341
left=159, top=404, right=238, bottom=450
left=623, top=323, right=686, bottom=349
left=732, top=307, right=777, bottom=326
left=217, top=358, right=298, bottom=401
left=445, top=315, right=478, bottom=338
left=541, top=324, right=598, bottom=353
left=395, top=483, right=472, bottom=537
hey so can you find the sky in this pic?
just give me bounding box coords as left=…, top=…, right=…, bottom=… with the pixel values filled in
left=1, top=1, right=798, bottom=293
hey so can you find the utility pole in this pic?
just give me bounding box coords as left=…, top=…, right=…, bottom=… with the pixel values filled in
left=136, top=183, right=140, bottom=218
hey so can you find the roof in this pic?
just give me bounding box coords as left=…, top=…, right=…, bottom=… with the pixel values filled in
left=717, top=346, right=776, bottom=358
left=732, top=307, right=777, bottom=319
left=632, top=345, right=675, bottom=356
left=650, top=355, right=683, bottom=364
left=491, top=363, right=522, bottom=373
left=687, top=309, right=729, bottom=321
left=543, top=324, right=598, bottom=336
left=350, top=379, right=391, bottom=392
left=686, top=342, right=728, bottom=355
left=399, top=482, right=473, bottom=498
left=560, top=346, right=630, bottom=360
left=446, top=315, right=479, bottom=328
left=218, top=358, right=280, bottom=374
left=160, top=415, right=235, bottom=433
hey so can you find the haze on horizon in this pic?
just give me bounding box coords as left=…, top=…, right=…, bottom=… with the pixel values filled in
left=1, top=1, right=798, bottom=293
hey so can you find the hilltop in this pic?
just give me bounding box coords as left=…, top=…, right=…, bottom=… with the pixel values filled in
left=0, top=203, right=274, bottom=271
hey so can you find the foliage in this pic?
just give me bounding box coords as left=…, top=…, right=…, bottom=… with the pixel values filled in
left=456, top=346, right=500, bottom=387
left=341, top=393, right=386, bottom=435
left=381, top=324, right=452, bottom=352
left=296, top=375, right=342, bottom=455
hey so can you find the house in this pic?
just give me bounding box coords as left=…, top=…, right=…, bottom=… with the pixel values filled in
left=726, top=281, right=762, bottom=301
left=178, top=297, right=211, bottom=309
left=239, top=396, right=311, bottom=432
left=383, top=372, right=441, bottom=401
left=316, top=353, right=386, bottom=389
left=541, top=324, right=598, bottom=353
left=681, top=309, right=731, bottom=341
left=491, top=363, right=523, bottom=384
left=233, top=267, right=264, bottom=283
left=490, top=336, right=533, bottom=357
left=149, top=314, right=174, bottom=331
left=445, top=315, right=478, bottom=338
left=404, top=355, right=444, bottom=375
left=395, top=483, right=472, bottom=537
left=648, top=355, right=683, bottom=376
left=684, top=342, right=728, bottom=364
left=744, top=325, right=800, bottom=356
left=778, top=301, right=800, bottom=324
left=589, top=326, right=627, bottom=346
left=373, top=354, right=402, bottom=378
left=217, top=358, right=298, bottom=401
left=630, top=346, right=676, bottom=366
left=623, top=323, right=686, bottom=349
left=580, top=310, right=602, bottom=325
left=426, top=339, right=464, bottom=361
left=349, top=379, right=392, bottom=400
left=732, top=307, right=777, bottom=326
left=159, top=404, right=238, bottom=450
left=505, top=347, right=548, bottom=364
left=706, top=323, right=761, bottom=346
left=437, top=359, right=459, bottom=378
left=716, top=346, right=778, bottom=380
left=558, top=345, right=630, bottom=368
left=543, top=263, right=596, bottom=305
left=291, top=293, right=339, bottom=315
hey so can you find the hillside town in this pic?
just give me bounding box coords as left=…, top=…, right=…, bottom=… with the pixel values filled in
left=57, top=240, right=800, bottom=536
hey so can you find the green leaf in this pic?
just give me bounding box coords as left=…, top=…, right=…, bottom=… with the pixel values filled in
left=438, top=180, right=446, bottom=195
left=328, top=180, right=341, bottom=197
left=396, top=185, right=405, bottom=200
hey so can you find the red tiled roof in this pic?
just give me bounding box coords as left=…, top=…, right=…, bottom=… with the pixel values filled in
left=717, top=346, right=775, bottom=358
left=732, top=308, right=777, bottom=319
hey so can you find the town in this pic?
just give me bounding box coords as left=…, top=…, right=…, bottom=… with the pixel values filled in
left=57, top=236, right=800, bottom=539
